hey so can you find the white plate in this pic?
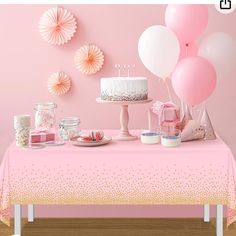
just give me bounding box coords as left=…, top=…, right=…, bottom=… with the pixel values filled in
left=70, top=136, right=112, bottom=147
left=45, top=140, right=65, bottom=146
left=24, top=143, right=46, bottom=149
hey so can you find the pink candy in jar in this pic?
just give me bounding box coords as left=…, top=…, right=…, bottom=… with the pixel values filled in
left=34, top=102, right=57, bottom=130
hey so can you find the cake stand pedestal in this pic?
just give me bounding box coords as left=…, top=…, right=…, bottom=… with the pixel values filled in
left=96, top=98, right=153, bottom=141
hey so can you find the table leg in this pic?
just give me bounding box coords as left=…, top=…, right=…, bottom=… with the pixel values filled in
left=28, top=204, right=34, bottom=222
left=14, top=204, right=21, bottom=236
left=204, top=204, right=210, bottom=222
left=216, top=205, right=223, bottom=236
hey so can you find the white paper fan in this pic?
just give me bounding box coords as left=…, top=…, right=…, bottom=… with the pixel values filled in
left=47, top=72, right=71, bottom=96
left=39, top=7, right=77, bottom=45
left=74, top=44, right=104, bottom=74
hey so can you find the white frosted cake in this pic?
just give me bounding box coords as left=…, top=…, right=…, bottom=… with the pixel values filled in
left=100, top=77, right=148, bottom=101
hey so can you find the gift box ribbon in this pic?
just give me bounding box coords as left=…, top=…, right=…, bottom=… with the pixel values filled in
left=31, top=129, right=49, bottom=142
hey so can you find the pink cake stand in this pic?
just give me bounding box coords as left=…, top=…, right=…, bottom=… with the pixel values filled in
left=96, top=97, right=153, bottom=141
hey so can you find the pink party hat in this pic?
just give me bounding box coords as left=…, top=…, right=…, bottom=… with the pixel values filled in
left=181, top=120, right=205, bottom=142
left=201, top=109, right=216, bottom=140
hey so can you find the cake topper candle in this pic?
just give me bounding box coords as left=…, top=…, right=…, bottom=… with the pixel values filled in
left=115, top=64, right=121, bottom=77
left=115, top=64, right=135, bottom=77
left=132, top=64, right=135, bottom=76
left=123, top=65, right=127, bottom=76
left=127, top=64, right=135, bottom=77
left=127, top=65, right=130, bottom=77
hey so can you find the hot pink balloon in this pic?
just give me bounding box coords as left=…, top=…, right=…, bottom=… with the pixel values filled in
left=172, top=56, right=217, bottom=106
left=165, top=5, right=208, bottom=44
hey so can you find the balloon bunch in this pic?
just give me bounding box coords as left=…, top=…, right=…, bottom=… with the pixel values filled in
left=138, top=5, right=236, bottom=107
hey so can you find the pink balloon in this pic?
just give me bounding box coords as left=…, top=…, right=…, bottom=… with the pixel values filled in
left=165, top=5, right=208, bottom=44
left=179, top=42, right=198, bottom=61
left=171, top=56, right=217, bottom=106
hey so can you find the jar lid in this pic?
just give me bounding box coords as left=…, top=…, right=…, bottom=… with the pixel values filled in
left=14, top=114, right=31, bottom=128
left=35, top=102, right=57, bottom=110
left=60, top=117, right=80, bottom=126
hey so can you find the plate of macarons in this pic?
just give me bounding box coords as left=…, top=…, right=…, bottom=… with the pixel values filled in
left=70, top=130, right=112, bottom=147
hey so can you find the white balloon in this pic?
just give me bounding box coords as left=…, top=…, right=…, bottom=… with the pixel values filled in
left=138, top=25, right=180, bottom=79
left=215, top=4, right=236, bottom=14
left=198, top=32, right=236, bottom=78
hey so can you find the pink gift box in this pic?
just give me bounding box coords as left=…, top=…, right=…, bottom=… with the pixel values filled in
left=148, top=101, right=180, bottom=132
left=30, top=129, right=55, bottom=143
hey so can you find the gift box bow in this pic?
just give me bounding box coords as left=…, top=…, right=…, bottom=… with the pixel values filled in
left=151, top=101, right=180, bottom=123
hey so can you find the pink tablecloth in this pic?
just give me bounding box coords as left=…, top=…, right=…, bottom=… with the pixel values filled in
left=0, top=130, right=236, bottom=227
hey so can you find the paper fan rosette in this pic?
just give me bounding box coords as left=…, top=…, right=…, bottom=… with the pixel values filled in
left=74, top=44, right=104, bottom=74
left=47, top=72, right=71, bottom=96
left=39, top=7, right=77, bottom=45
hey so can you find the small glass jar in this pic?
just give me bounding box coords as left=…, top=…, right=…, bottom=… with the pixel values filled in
left=34, top=102, right=57, bottom=130
left=14, top=115, right=31, bottom=147
left=59, top=117, right=80, bottom=140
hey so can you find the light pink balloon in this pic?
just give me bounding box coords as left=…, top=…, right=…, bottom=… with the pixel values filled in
left=165, top=5, right=208, bottom=44
left=172, top=56, right=217, bottom=106
left=179, top=42, right=198, bottom=60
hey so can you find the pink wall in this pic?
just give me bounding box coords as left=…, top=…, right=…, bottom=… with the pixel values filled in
left=0, top=4, right=236, bottom=218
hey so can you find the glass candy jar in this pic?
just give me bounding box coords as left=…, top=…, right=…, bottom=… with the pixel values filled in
left=14, top=115, right=31, bottom=147
left=59, top=117, right=80, bottom=140
left=34, top=102, right=57, bottom=130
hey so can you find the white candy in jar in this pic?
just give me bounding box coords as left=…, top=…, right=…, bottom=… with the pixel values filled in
left=15, top=128, right=30, bottom=147
left=14, top=115, right=31, bottom=147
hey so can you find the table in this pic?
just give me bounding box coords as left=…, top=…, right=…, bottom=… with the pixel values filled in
left=0, top=130, right=236, bottom=236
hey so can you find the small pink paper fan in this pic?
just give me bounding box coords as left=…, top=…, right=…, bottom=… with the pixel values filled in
left=39, top=7, right=77, bottom=45
left=47, top=72, right=71, bottom=96
left=74, top=44, right=104, bottom=75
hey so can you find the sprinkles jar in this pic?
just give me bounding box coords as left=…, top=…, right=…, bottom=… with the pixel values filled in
left=59, top=117, right=80, bottom=141
left=34, top=102, right=57, bottom=130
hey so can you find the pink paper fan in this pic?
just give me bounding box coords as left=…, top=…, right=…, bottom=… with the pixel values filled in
left=39, top=7, right=77, bottom=45
left=74, top=44, right=104, bottom=74
left=47, top=72, right=71, bottom=96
